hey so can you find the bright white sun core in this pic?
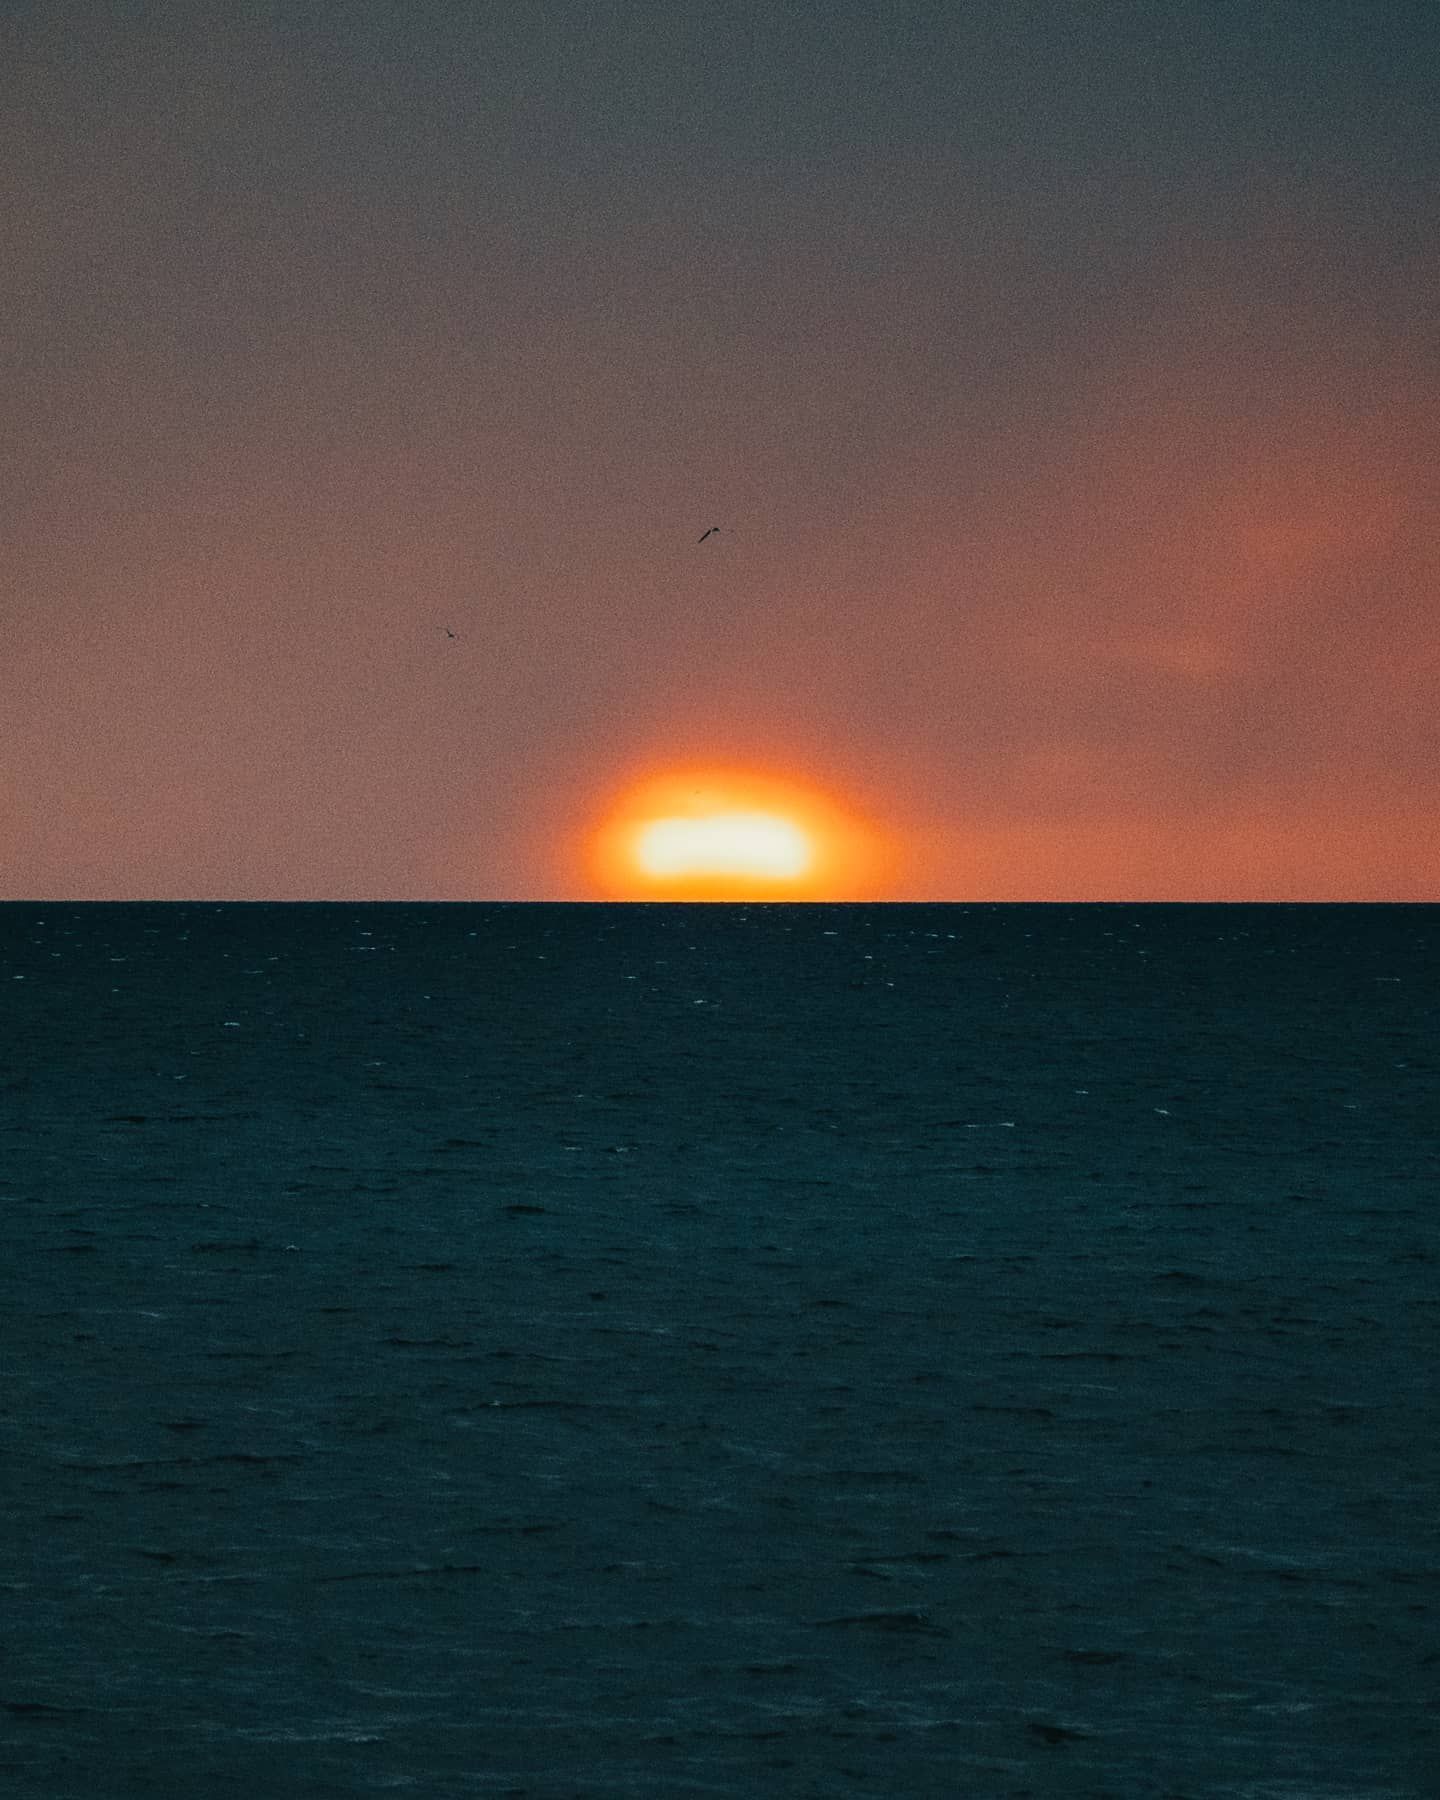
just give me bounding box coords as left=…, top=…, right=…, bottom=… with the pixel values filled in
left=634, top=810, right=813, bottom=881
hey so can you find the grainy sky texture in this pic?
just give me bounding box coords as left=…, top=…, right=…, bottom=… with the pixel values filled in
left=4, top=0, right=1437, bottom=898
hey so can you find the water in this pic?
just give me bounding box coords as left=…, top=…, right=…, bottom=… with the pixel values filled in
left=2, top=902, right=1436, bottom=1797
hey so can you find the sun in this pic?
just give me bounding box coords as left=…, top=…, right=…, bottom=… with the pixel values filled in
left=634, top=810, right=813, bottom=882
left=586, top=766, right=893, bottom=900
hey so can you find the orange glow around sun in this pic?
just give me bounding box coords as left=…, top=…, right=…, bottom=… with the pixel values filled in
left=587, top=767, right=894, bottom=900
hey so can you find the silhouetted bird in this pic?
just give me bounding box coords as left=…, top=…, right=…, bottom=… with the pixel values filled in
left=698, top=526, right=720, bottom=543
left=445, top=629, right=457, bottom=639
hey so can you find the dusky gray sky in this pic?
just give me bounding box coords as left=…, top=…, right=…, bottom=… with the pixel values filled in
left=3, top=0, right=1436, bottom=897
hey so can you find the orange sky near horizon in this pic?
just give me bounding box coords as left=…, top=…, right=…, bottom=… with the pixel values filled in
left=2, top=5, right=1436, bottom=901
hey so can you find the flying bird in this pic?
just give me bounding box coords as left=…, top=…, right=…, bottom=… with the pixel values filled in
left=445, top=629, right=457, bottom=639
left=697, top=526, right=720, bottom=543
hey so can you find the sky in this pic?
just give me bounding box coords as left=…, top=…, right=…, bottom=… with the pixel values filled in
left=3, top=0, right=1437, bottom=899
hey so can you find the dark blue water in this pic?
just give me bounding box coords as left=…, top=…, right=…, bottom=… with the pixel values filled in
left=3, top=903, right=1436, bottom=1797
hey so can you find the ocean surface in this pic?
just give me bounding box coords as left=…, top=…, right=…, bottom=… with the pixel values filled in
left=2, top=902, right=1436, bottom=1799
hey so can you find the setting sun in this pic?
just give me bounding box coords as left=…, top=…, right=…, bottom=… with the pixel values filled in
left=586, top=767, right=894, bottom=900
left=634, top=811, right=813, bottom=882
